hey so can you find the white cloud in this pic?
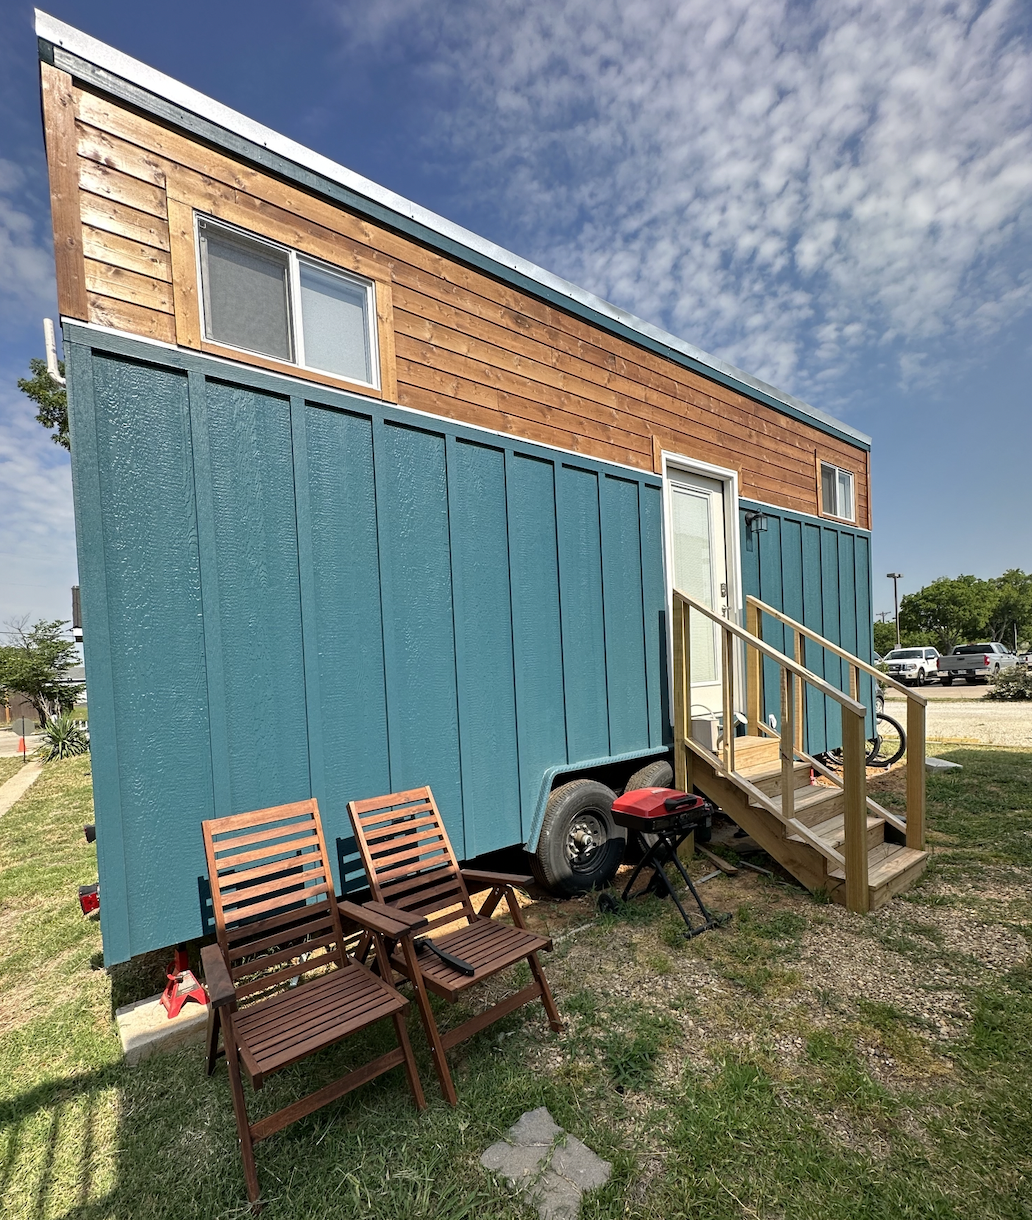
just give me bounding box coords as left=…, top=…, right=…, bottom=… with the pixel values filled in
left=0, top=157, right=57, bottom=329
left=329, top=0, right=1032, bottom=406
left=0, top=378, right=77, bottom=628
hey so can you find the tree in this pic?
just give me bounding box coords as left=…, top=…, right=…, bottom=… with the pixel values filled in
left=0, top=619, right=83, bottom=727
left=872, top=621, right=897, bottom=655
left=898, top=575, right=996, bottom=655
left=985, top=569, right=1032, bottom=650
left=17, top=358, right=69, bottom=450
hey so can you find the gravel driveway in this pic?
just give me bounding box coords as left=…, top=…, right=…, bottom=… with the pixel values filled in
left=892, top=699, right=1032, bottom=747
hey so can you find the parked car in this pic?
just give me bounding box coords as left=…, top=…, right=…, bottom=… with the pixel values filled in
left=882, top=647, right=941, bottom=686
left=937, top=642, right=1018, bottom=685
left=1017, top=652, right=1032, bottom=668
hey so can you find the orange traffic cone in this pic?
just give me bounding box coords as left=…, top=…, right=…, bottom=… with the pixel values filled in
left=17, top=737, right=26, bottom=759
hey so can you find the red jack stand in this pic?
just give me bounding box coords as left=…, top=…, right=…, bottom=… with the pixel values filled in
left=160, top=946, right=207, bottom=1019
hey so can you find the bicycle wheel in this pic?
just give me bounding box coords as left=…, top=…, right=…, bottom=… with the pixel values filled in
left=866, top=712, right=906, bottom=766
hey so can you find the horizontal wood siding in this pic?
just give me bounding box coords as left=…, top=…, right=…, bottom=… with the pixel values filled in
left=69, top=328, right=667, bottom=961
left=740, top=500, right=875, bottom=753
left=61, top=78, right=870, bottom=526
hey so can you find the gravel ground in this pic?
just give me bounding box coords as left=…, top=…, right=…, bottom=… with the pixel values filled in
left=916, top=700, right=1032, bottom=747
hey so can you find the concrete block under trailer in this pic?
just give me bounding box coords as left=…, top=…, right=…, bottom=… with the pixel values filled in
left=69, top=326, right=677, bottom=964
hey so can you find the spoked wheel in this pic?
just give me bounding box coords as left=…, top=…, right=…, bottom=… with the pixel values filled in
left=866, top=711, right=906, bottom=766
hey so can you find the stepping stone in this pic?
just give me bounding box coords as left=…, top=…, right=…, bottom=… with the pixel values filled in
left=926, top=757, right=963, bottom=773
left=480, top=1107, right=611, bottom=1220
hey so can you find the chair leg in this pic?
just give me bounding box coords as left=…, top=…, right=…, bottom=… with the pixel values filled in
left=400, top=938, right=457, bottom=1106
left=527, top=952, right=563, bottom=1033
left=224, top=1033, right=261, bottom=1207
left=206, top=1005, right=222, bottom=1077
left=392, top=1009, right=427, bottom=1111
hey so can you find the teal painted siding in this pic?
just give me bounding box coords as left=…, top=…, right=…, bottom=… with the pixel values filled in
left=740, top=499, right=876, bottom=752
left=68, top=326, right=669, bottom=962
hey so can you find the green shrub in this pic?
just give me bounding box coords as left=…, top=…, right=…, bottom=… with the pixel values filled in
left=985, top=667, right=1032, bottom=701
left=36, top=712, right=90, bottom=761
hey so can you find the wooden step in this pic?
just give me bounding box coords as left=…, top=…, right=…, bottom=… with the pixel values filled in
left=753, top=784, right=840, bottom=820
left=736, top=758, right=811, bottom=798
left=788, top=813, right=884, bottom=852
left=828, top=842, right=929, bottom=909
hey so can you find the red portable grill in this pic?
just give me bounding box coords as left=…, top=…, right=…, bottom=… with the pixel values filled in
left=609, top=787, right=730, bottom=938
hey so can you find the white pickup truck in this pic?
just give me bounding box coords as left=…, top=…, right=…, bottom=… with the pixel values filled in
left=937, top=642, right=1018, bottom=685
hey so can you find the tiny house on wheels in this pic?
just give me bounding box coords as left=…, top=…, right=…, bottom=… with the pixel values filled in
left=36, top=13, right=928, bottom=965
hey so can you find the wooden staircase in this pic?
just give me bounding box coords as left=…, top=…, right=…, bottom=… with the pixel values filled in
left=672, top=593, right=929, bottom=912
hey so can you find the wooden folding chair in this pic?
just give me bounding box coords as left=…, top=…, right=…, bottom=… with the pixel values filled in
left=347, top=786, right=562, bottom=1104
left=200, top=798, right=425, bottom=1207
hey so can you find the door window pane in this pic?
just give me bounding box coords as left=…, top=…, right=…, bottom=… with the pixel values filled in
left=299, top=263, right=373, bottom=384
left=199, top=221, right=292, bottom=360
left=671, top=486, right=717, bottom=684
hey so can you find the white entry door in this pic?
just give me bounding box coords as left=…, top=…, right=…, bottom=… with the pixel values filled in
left=668, top=472, right=730, bottom=719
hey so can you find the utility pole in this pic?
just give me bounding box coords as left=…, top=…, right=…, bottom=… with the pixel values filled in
left=877, top=611, right=890, bottom=623
left=886, top=573, right=903, bottom=648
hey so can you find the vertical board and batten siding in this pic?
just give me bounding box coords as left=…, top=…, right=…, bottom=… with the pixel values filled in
left=740, top=500, right=875, bottom=754
left=68, top=326, right=668, bottom=962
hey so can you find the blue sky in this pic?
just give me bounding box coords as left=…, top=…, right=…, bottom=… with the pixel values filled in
left=0, top=0, right=1029, bottom=635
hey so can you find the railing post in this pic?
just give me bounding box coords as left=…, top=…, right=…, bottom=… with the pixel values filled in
left=723, top=624, right=734, bottom=773
left=794, top=630, right=805, bottom=753
left=672, top=594, right=685, bottom=793
left=781, top=669, right=795, bottom=821
left=746, top=599, right=762, bottom=737
left=672, top=597, right=692, bottom=794
left=841, top=706, right=870, bottom=913
left=906, top=697, right=926, bottom=850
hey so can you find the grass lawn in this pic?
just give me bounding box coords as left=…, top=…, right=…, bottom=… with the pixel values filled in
left=0, top=756, right=30, bottom=786
left=1, top=748, right=1030, bottom=1219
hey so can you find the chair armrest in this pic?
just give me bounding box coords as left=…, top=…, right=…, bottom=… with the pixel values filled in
left=200, top=943, right=236, bottom=1009
left=338, top=900, right=424, bottom=939
left=461, top=869, right=534, bottom=892
left=361, top=900, right=429, bottom=931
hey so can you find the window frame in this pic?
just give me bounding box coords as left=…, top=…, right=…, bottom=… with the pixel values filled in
left=818, top=459, right=856, bottom=523
left=195, top=213, right=380, bottom=391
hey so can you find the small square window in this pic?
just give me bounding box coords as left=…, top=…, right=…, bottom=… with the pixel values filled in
left=196, top=215, right=379, bottom=388
left=820, top=462, right=855, bottom=521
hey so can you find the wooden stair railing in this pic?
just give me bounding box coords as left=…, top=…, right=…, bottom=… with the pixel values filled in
left=672, top=589, right=928, bottom=913
left=745, top=595, right=927, bottom=856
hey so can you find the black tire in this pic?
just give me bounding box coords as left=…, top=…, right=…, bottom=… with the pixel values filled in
left=876, top=691, right=885, bottom=715
left=866, top=712, right=906, bottom=766
left=621, top=757, right=712, bottom=847
left=623, top=759, right=673, bottom=794
left=531, top=778, right=624, bottom=895
left=965, top=675, right=978, bottom=684
left=940, top=677, right=953, bottom=686
left=917, top=669, right=926, bottom=686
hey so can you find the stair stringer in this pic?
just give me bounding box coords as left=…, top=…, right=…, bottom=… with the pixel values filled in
left=690, top=754, right=847, bottom=905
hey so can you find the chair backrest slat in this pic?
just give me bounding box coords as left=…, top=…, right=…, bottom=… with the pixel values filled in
left=348, top=787, right=475, bottom=924
left=203, top=800, right=347, bottom=1001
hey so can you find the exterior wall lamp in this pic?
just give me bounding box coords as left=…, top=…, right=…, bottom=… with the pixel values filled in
left=745, top=511, right=768, bottom=533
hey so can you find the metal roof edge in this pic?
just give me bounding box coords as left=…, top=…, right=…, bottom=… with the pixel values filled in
left=36, top=10, right=872, bottom=451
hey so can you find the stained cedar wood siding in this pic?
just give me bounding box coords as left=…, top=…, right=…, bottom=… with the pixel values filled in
left=43, top=65, right=870, bottom=526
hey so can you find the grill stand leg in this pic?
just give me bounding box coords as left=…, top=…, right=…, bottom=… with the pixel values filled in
left=620, top=830, right=731, bottom=939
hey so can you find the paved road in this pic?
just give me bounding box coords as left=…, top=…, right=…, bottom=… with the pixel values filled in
left=0, top=732, right=43, bottom=758
left=884, top=683, right=989, bottom=701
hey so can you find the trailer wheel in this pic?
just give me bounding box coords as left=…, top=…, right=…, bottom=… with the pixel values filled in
left=531, top=779, right=623, bottom=895
left=940, top=676, right=952, bottom=686
left=623, top=759, right=673, bottom=794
